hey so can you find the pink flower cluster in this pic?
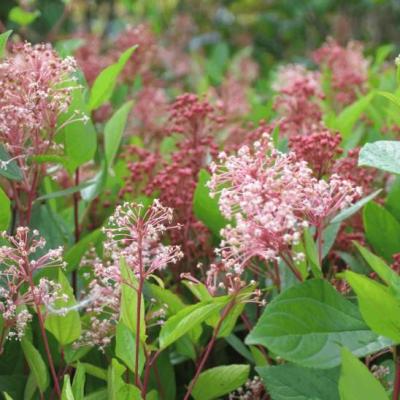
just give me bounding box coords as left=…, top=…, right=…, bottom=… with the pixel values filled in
left=289, top=129, right=343, bottom=177
left=208, top=134, right=361, bottom=277
left=79, top=200, right=182, bottom=349
left=0, top=42, right=77, bottom=162
left=313, top=38, right=369, bottom=106
left=273, top=64, right=324, bottom=137
left=0, top=227, right=66, bottom=341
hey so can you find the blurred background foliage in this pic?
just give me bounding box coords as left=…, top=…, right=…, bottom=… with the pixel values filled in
left=1, top=0, right=400, bottom=72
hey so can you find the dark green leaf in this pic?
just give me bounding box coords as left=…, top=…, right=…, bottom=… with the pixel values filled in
left=246, top=279, right=390, bottom=368
left=257, top=364, right=340, bottom=400
left=0, top=145, right=23, bottom=181
left=363, top=202, right=400, bottom=261
left=21, top=339, right=49, bottom=394
left=193, top=169, right=228, bottom=237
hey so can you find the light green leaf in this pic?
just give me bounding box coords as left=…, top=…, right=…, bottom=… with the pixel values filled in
left=79, top=363, right=107, bottom=381
left=61, top=375, right=74, bottom=400
left=89, top=46, right=137, bottom=111
left=107, top=359, right=141, bottom=400
left=193, top=169, right=228, bottom=237
left=72, top=363, right=85, bottom=400
left=45, top=270, right=82, bottom=345
left=104, top=101, right=133, bottom=167
left=120, top=258, right=146, bottom=341
left=342, top=270, right=400, bottom=342
left=159, top=300, right=227, bottom=350
left=62, top=87, right=97, bottom=170
left=35, top=181, right=93, bottom=202
left=377, top=90, right=400, bottom=110
left=363, top=202, right=400, bottom=261
left=8, top=7, right=40, bottom=26
left=331, top=190, right=382, bottom=224
left=332, top=92, right=374, bottom=139
left=115, top=322, right=145, bottom=375
left=339, top=347, right=389, bottom=400
left=21, top=339, right=49, bottom=394
left=246, top=279, right=390, bottom=368
left=257, top=364, right=340, bottom=400
left=354, top=242, right=400, bottom=288
left=0, top=30, right=12, bottom=58
left=359, top=140, right=400, bottom=175
left=0, top=187, right=11, bottom=231
left=191, top=365, right=249, bottom=400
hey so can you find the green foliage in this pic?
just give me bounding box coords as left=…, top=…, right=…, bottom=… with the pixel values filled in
left=0, top=187, right=10, bottom=231
left=359, top=140, right=400, bottom=175
left=246, top=279, right=389, bottom=368
left=0, top=30, right=12, bottom=58
left=257, top=364, right=340, bottom=400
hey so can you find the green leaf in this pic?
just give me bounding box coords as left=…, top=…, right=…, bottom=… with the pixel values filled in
left=359, top=140, right=400, bottom=175
left=0, top=188, right=11, bottom=231
left=72, top=363, right=85, bottom=400
left=115, top=322, right=145, bottom=375
left=363, top=202, right=400, bottom=261
left=107, top=359, right=141, bottom=400
left=79, top=363, right=107, bottom=381
left=148, top=284, right=185, bottom=315
left=386, top=177, right=400, bottom=221
left=45, top=270, right=82, bottom=345
left=0, top=31, right=12, bottom=58
left=61, top=87, right=97, bottom=170
left=35, top=181, right=93, bottom=202
left=0, top=145, right=23, bottom=181
left=120, top=258, right=146, bottom=341
left=331, top=189, right=382, bottom=224
left=61, top=375, right=74, bottom=400
left=246, top=279, right=390, bottom=368
left=104, top=101, right=133, bottom=167
left=257, top=364, right=340, bottom=400
left=64, top=229, right=103, bottom=272
left=159, top=300, right=227, bottom=350
left=354, top=242, right=400, bottom=288
left=8, top=7, right=40, bottom=26
left=88, top=46, right=137, bottom=111
left=339, top=347, right=389, bottom=400
left=21, top=339, right=49, bottom=394
left=191, top=365, right=249, bottom=400
left=377, top=90, right=400, bottom=110
left=332, top=92, right=374, bottom=139
left=24, top=372, right=36, bottom=400
left=193, top=169, right=228, bottom=237
left=342, top=270, right=400, bottom=342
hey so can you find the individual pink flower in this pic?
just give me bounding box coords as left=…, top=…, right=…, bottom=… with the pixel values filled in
left=313, top=38, right=369, bottom=106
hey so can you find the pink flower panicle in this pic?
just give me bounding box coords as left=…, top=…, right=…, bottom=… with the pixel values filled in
left=103, top=200, right=183, bottom=279
left=0, top=42, right=77, bottom=161
left=208, top=133, right=361, bottom=278
left=0, top=227, right=67, bottom=341
left=273, top=64, right=324, bottom=137
left=289, top=129, right=343, bottom=177
left=313, top=38, right=369, bottom=106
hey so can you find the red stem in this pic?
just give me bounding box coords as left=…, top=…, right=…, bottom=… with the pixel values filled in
left=35, top=304, right=61, bottom=398
left=183, top=299, right=236, bottom=400
left=141, top=350, right=160, bottom=398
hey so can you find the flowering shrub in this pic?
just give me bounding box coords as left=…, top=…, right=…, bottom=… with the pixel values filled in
left=2, top=9, right=400, bottom=400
